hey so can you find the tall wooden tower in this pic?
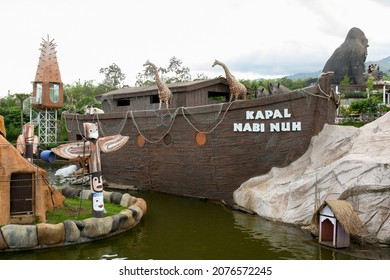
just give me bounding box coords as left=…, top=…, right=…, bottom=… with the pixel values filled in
left=30, top=35, right=64, bottom=145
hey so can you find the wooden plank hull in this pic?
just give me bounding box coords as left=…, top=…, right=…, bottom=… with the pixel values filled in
left=64, top=77, right=338, bottom=202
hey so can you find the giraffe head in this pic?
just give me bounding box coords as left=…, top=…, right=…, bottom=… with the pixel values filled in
left=212, top=59, right=221, bottom=67
left=143, top=60, right=151, bottom=67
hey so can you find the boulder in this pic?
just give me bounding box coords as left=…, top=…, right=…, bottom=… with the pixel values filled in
left=103, top=191, right=113, bottom=202
left=234, top=112, right=390, bottom=244
left=80, top=217, right=113, bottom=238
left=37, top=223, right=65, bottom=245
left=119, top=209, right=137, bottom=230
left=1, top=225, right=38, bottom=249
left=135, top=198, right=148, bottom=214
left=111, top=213, right=130, bottom=232
left=61, top=186, right=82, bottom=198
left=120, top=193, right=137, bottom=208
left=63, top=220, right=81, bottom=242
left=80, top=189, right=92, bottom=200
left=0, top=231, right=8, bottom=250
left=110, top=192, right=123, bottom=204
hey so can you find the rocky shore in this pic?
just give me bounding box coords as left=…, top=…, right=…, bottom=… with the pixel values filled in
left=234, top=112, right=390, bottom=245
left=0, top=187, right=146, bottom=252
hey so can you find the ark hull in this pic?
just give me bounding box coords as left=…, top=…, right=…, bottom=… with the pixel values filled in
left=63, top=74, right=338, bottom=202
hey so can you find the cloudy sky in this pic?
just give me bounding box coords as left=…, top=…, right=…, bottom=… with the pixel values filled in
left=1, top=0, right=389, bottom=97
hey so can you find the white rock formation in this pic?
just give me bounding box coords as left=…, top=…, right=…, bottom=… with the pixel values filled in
left=234, top=112, right=390, bottom=244
left=54, top=164, right=78, bottom=177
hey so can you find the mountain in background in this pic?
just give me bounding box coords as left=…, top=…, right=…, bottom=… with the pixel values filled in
left=286, top=56, right=390, bottom=80
left=287, top=70, right=322, bottom=80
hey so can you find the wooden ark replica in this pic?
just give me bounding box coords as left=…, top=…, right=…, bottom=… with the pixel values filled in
left=63, top=72, right=339, bottom=202
left=0, top=116, right=64, bottom=226
left=99, top=77, right=233, bottom=112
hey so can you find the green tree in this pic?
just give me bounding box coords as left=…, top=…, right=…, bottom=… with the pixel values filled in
left=58, top=79, right=109, bottom=144
left=289, top=78, right=308, bottom=90
left=99, top=63, right=126, bottom=89
left=193, top=73, right=209, bottom=81
left=14, top=93, right=31, bottom=127
left=63, top=80, right=103, bottom=113
left=0, top=94, right=29, bottom=143
left=135, top=63, right=158, bottom=87
left=135, top=56, right=192, bottom=86
left=164, top=56, right=192, bottom=83
left=383, top=69, right=390, bottom=81
left=239, top=79, right=260, bottom=98
left=340, top=75, right=351, bottom=85
left=348, top=94, right=387, bottom=121
left=278, top=77, right=293, bottom=89
left=366, top=76, right=375, bottom=94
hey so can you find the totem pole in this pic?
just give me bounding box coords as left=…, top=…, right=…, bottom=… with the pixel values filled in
left=16, top=124, right=39, bottom=162
left=51, top=122, right=129, bottom=217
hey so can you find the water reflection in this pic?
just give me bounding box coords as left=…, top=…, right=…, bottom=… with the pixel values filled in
left=0, top=161, right=387, bottom=260
left=232, top=212, right=319, bottom=259
left=0, top=190, right=360, bottom=260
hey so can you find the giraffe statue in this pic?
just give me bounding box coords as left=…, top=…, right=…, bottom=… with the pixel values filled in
left=212, top=59, right=247, bottom=102
left=143, top=60, right=173, bottom=109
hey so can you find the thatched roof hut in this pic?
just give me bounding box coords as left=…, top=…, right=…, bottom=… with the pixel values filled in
left=312, top=200, right=362, bottom=248
left=0, top=116, right=64, bottom=225
left=316, top=200, right=362, bottom=234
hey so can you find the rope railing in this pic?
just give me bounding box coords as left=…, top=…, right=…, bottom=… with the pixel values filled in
left=60, top=77, right=337, bottom=144
left=63, top=100, right=237, bottom=144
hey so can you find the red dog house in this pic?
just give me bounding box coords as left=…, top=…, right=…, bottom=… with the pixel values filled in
left=317, top=200, right=361, bottom=248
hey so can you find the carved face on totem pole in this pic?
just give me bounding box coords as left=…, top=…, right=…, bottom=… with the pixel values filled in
left=92, top=192, right=104, bottom=212
left=84, top=123, right=99, bottom=140
left=91, top=171, right=103, bottom=192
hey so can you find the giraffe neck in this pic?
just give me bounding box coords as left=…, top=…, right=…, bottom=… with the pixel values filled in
left=149, top=63, right=164, bottom=88
left=218, top=62, right=235, bottom=85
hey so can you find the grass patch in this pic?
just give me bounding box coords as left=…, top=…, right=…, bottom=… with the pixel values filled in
left=45, top=197, right=126, bottom=224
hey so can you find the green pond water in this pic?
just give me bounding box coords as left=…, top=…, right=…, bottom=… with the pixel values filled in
left=0, top=161, right=388, bottom=260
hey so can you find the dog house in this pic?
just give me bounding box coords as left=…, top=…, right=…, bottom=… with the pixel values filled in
left=0, top=116, right=64, bottom=225
left=317, top=200, right=361, bottom=248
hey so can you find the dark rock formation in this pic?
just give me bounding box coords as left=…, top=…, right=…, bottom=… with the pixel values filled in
left=323, top=27, right=369, bottom=84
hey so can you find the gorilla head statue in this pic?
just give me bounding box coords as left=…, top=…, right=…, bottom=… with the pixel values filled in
left=323, top=27, right=369, bottom=84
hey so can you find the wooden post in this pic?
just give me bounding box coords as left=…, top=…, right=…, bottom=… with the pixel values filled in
left=16, top=124, right=39, bottom=162
left=83, top=123, right=104, bottom=217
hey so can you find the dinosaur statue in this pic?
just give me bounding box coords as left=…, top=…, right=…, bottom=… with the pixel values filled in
left=212, top=59, right=247, bottom=102
left=143, top=60, right=173, bottom=109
